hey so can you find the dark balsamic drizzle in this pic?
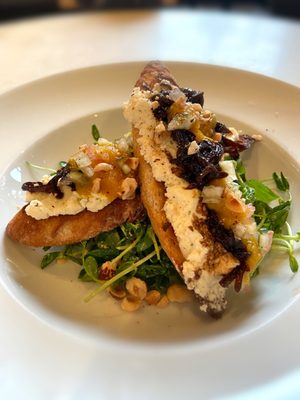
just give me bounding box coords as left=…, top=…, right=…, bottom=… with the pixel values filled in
left=22, top=164, right=72, bottom=199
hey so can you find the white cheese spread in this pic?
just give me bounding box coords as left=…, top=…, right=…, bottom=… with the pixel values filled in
left=25, top=186, right=111, bottom=220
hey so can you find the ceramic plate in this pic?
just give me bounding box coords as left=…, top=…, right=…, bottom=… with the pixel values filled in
left=1, top=62, right=300, bottom=399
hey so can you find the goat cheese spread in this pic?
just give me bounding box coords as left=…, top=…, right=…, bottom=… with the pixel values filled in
left=25, top=187, right=111, bottom=220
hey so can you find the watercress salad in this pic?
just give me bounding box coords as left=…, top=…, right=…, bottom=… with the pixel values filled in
left=40, top=125, right=299, bottom=307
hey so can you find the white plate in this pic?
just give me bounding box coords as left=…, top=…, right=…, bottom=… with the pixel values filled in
left=1, top=62, right=300, bottom=399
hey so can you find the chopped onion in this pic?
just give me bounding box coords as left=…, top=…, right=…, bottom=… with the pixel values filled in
left=202, top=185, right=224, bottom=204
left=168, top=87, right=186, bottom=102
left=73, top=151, right=91, bottom=169
left=81, top=166, right=94, bottom=177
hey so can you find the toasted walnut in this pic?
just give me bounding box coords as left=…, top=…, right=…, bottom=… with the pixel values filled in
left=156, top=295, right=169, bottom=308
left=213, top=132, right=222, bottom=142
left=126, top=157, right=139, bottom=171
left=187, top=140, right=199, bottom=155
left=121, top=296, right=142, bottom=312
left=109, top=286, right=126, bottom=299
left=155, top=121, right=166, bottom=134
left=91, top=177, right=101, bottom=193
left=56, top=258, right=67, bottom=265
left=224, top=187, right=246, bottom=214
left=145, top=290, right=161, bottom=305
left=126, top=277, right=147, bottom=300
left=192, top=103, right=202, bottom=112
left=119, top=177, right=137, bottom=200
left=167, top=284, right=194, bottom=303
left=252, top=134, right=262, bottom=141
left=94, top=162, right=113, bottom=172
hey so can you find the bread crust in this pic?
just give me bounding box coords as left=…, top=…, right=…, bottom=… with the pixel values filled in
left=6, top=196, right=144, bottom=247
left=132, top=127, right=185, bottom=270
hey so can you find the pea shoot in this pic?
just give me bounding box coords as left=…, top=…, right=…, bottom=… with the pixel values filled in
left=234, top=161, right=300, bottom=273
left=41, top=218, right=183, bottom=300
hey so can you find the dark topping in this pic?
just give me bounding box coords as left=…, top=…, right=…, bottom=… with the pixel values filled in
left=171, top=130, right=227, bottom=190
left=206, top=209, right=250, bottom=264
left=215, top=121, right=231, bottom=134
left=215, top=121, right=256, bottom=159
left=220, top=134, right=256, bottom=160
left=22, top=164, right=71, bottom=199
left=172, top=129, right=195, bottom=147
left=206, top=209, right=250, bottom=292
left=219, top=263, right=249, bottom=292
left=151, top=85, right=204, bottom=122
left=151, top=90, right=174, bottom=122
left=181, top=87, right=204, bottom=107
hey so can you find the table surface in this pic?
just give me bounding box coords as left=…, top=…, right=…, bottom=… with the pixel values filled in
left=1, top=9, right=300, bottom=400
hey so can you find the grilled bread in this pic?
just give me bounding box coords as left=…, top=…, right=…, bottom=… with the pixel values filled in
left=6, top=196, right=144, bottom=247
left=6, top=135, right=144, bottom=247
left=124, top=61, right=261, bottom=315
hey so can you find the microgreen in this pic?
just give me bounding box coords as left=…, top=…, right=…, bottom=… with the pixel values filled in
left=92, top=124, right=101, bottom=142
left=234, top=161, right=299, bottom=272
left=41, top=217, right=183, bottom=298
left=84, top=249, right=159, bottom=302
left=41, top=251, right=61, bottom=269
left=26, top=161, right=56, bottom=174
left=273, top=172, right=290, bottom=192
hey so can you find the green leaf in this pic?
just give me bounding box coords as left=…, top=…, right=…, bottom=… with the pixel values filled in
left=235, top=160, right=246, bottom=180
left=273, top=172, right=290, bottom=192
left=265, top=201, right=291, bottom=233
left=247, top=179, right=279, bottom=203
left=136, top=226, right=153, bottom=253
left=64, top=243, right=85, bottom=259
left=78, top=269, right=94, bottom=282
left=135, top=264, right=167, bottom=279
left=92, top=124, right=100, bottom=142
left=41, top=251, right=61, bottom=269
left=83, top=256, right=99, bottom=281
left=59, top=161, right=67, bottom=168
left=289, top=254, right=299, bottom=273
left=250, top=267, right=260, bottom=279
left=88, top=248, right=119, bottom=260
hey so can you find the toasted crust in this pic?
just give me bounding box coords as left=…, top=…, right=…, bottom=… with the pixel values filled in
left=135, top=61, right=178, bottom=90
left=132, top=127, right=185, bottom=270
left=132, top=62, right=185, bottom=270
left=6, top=196, right=144, bottom=247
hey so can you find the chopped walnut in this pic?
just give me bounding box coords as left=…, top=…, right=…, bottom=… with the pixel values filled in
left=94, top=162, right=113, bottom=172
left=223, top=187, right=246, bottom=214
left=252, top=134, right=263, bottom=141
left=187, top=140, right=199, bottom=155
left=91, top=178, right=101, bottom=193
left=119, top=177, right=137, bottom=200
left=126, top=157, right=139, bottom=170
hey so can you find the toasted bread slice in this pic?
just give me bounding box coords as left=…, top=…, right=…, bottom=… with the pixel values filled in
left=129, top=61, right=183, bottom=260
left=133, top=62, right=185, bottom=270
left=132, top=127, right=185, bottom=270
left=125, top=61, right=245, bottom=315
left=6, top=196, right=144, bottom=247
